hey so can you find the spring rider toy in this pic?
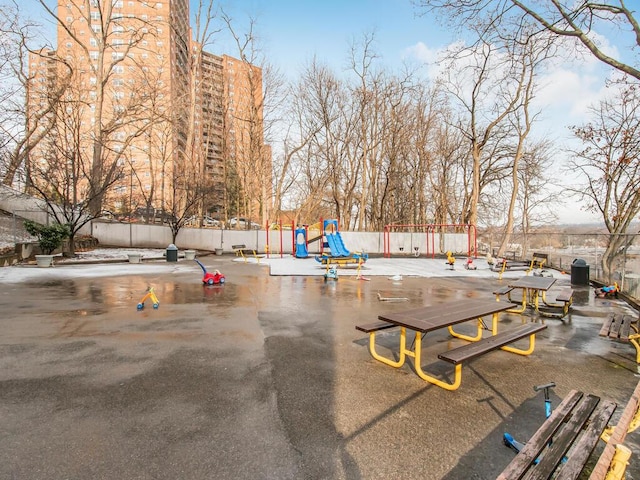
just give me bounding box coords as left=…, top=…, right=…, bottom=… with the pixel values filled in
left=137, top=286, right=159, bottom=310
left=195, top=259, right=225, bottom=285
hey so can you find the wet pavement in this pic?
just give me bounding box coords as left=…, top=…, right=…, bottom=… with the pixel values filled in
left=1, top=255, right=639, bottom=479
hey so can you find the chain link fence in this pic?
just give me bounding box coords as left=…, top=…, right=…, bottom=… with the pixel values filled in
left=479, top=231, right=640, bottom=302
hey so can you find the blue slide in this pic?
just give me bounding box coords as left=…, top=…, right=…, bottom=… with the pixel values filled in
left=295, top=228, right=309, bottom=258
left=326, top=232, right=350, bottom=257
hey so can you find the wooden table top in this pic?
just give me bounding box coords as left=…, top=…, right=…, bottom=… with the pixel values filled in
left=377, top=298, right=518, bottom=334
left=507, top=276, right=556, bottom=290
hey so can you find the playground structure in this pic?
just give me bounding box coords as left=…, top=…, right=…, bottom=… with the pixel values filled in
left=247, top=219, right=478, bottom=261
left=313, top=220, right=368, bottom=266
left=382, top=224, right=476, bottom=259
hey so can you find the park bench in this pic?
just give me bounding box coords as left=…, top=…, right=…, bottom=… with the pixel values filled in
left=232, top=244, right=258, bottom=263
left=599, top=312, right=640, bottom=363
left=531, top=252, right=548, bottom=269
left=498, top=379, right=640, bottom=480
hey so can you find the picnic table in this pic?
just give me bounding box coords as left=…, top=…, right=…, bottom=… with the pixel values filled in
left=495, top=276, right=574, bottom=318
left=355, top=298, right=547, bottom=391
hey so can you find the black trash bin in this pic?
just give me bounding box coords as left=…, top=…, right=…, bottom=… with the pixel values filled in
left=166, top=243, right=178, bottom=262
left=571, top=258, right=589, bottom=285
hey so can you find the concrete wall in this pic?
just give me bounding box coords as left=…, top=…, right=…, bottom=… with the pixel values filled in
left=89, top=220, right=471, bottom=256
left=0, top=185, right=51, bottom=225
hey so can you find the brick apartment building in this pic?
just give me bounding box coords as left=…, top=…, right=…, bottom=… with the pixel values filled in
left=26, top=0, right=270, bottom=223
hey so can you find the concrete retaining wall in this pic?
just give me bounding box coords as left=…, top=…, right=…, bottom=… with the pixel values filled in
left=89, top=220, right=471, bottom=256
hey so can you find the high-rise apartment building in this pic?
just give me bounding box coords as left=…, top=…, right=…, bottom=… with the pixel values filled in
left=26, top=0, right=269, bottom=222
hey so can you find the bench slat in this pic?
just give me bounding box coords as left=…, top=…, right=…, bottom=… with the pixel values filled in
left=619, top=315, right=632, bottom=341
left=438, top=324, right=547, bottom=365
left=599, top=315, right=615, bottom=337
left=610, top=314, right=625, bottom=340
left=355, top=321, right=395, bottom=333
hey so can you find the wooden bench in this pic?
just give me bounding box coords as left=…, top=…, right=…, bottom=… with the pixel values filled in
left=438, top=324, right=547, bottom=365
left=499, top=380, right=640, bottom=480
left=497, top=389, right=617, bottom=480
left=232, top=244, right=258, bottom=263
left=600, top=312, right=640, bottom=363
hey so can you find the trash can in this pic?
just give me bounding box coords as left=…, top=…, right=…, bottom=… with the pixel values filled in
left=166, top=243, right=178, bottom=262
left=571, top=258, right=589, bottom=285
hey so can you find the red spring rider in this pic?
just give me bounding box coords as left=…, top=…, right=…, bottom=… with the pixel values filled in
left=195, top=259, right=225, bottom=285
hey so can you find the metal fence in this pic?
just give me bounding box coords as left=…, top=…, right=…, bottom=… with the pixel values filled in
left=480, top=232, right=640, bottom=302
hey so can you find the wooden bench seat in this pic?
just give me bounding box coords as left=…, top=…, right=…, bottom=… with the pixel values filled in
left=600, top=312, right=640, bottom=363
left=494, top=286, right=514, bottom=301
left=438, top=324, right=547, bottom=364
left=555, top=288, right=573, bottom=304
left=498, top=389, right=617, bottom=480
left=355, top=321, right=396, bottom=333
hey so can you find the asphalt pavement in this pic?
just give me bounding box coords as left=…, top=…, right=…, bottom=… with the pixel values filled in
left=0, top=254, right=639, bottom=479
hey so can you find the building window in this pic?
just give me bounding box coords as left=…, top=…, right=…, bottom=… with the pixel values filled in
left=90, top=51, right=99, bottom=60
left=90, top=38, right=97, bottom=46
left=91, top=24, right=101, bottom=33
left=90, top=11, right=100, bottom=21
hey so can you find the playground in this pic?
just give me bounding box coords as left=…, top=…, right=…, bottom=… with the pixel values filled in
left=0, top=253, right=639, bottom=479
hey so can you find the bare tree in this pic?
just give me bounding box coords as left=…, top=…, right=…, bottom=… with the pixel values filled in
left=413, top=1, right=640, bottom=81
left=440, top=41, right=523, bottom=230
left=221, top=12, right=271, bottom=228
left=1, top=5, right=68, bottom=187
left=567, top=82, right=640, bottom=281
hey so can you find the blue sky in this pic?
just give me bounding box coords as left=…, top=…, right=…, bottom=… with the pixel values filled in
left=215, top=0, right=447, bottom=74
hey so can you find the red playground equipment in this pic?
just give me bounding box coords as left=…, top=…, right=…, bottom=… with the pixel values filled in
left=195, top=259, right=225, bottom=285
